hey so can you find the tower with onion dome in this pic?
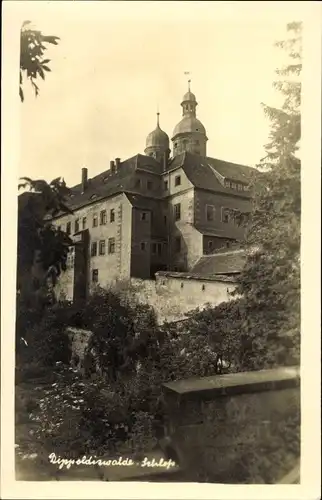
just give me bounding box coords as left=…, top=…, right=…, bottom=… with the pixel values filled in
left=172, top=81, right=208, bottom=157
left=144, top=112, right=170, bottom=163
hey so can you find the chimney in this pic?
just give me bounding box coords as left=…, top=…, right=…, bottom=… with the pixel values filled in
left=115, top=158, right=121, bottom=171
left=81, top=167, right=88, bottom=191
left=110, top=160, right=116, bottom=174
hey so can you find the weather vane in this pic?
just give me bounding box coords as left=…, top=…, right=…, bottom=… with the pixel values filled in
left=184, top=71, right=191, bottom=91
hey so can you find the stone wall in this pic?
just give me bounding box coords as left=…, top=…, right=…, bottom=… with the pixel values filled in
left=162, top=366, right=300, bottom=484
left=114, top=275, right=236, bottom=324
left=66, top=327, right=93, bottom=371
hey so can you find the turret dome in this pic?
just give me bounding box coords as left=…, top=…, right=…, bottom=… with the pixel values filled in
left=182, top=90, right=197, bottom=102
left=144, top=113, right=170, bottom=162
left=146, top=123, right=169, bottom=149
left=172, top=116, right=206, bottom=138
left=171, top=81, right=208, bottom=157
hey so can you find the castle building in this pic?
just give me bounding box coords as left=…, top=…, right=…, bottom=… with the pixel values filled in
left=52, top=84, right=255, bottom=301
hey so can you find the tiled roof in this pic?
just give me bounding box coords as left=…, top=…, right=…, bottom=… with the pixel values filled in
left=126, top=193, right=155, bottom=210
left=195, top=225, right=240, bottom=239
left=191, top=250, right=246, bottom=275
left=50, top=151, right=254, bottom=216
left=53, top=154, right=160, bottom=214
left=167, top=152, right=255, bottom=197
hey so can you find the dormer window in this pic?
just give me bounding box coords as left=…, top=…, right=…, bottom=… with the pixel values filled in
left=175, top=175, right=181, bottom=187
left=90, top=194, right=97, bottom=200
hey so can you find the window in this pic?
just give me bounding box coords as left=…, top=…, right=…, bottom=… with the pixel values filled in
left=90, top=194, right=97, bottom=200
left=82, top=217, right=87, bottom=230
left=208, top=240, right=213, bottom=250
left=152, top=243, right=157, bottom=254
left=140, top=242, right=147, bottom=251
left=93, top=214, right=98, bottom=227
left=237, top=184, right=243, bottom=191
left=243, top=185, right=249, bottom=191
left=135, top=179, right=141, bottom=188
left=91, top=241, right=98, bottom=257
left=174, top=203, right=181, bottom=221
left=206, top=205, right=215, bottom=221
left=175, top=175, right=181, bottom=186
left=141, top=212, right=147, bottom=221
left=92, top=269, right=99, bottom=283
left=157, top=243, right=162, bottom=256
left=100, top=210, right=107, bottom=225
left=110, top=209, right=115, bottom=223
left=108, top=237, right=115, bottom=254
left=147, top=180, right=153, bottom=190
left=222, top=208, right=230, bottom=223
left=224, top=180, right=231, bottom=188
left=57, top=225, right=61, bottom=232
left=181, top=283, right=184, bottom=289
left=66, top=222, right=71, bottom=235
left=175, top=236, right=181, bottom=253
left=196, top=139, right=200, bottom=145
left=163, top=180, right=168, bottom=190
left=99, top=240, right=106, bottom=255
left=202, top=284, right=206, bottom=291
left=74, top=219, right=80, bottom=233
left=231, top=182, right=237, bottom=190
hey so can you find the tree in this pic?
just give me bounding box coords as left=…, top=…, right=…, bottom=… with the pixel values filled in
left=234, top=22, right=302, bottom=368
left=17, top=177, right=73, bottom=306
left=20, top=21, right=59, bottom=101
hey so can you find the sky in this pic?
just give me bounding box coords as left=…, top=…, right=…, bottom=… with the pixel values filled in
left=15, top=1, right=307, bottom=187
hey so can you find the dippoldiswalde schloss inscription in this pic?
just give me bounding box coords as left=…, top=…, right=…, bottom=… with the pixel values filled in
left=13, top=1, right=302, bottom=486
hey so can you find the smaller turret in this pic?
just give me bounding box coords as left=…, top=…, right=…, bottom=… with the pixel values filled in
left=145, top=113, right=170, bottom=163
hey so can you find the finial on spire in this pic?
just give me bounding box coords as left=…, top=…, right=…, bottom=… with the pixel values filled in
left=156, top=103, right=160, bottom=127
left=184, top=71, right=191, bottom=92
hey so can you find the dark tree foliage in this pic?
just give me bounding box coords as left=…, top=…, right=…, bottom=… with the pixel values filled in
left=20, top=21, right=59, bottom=101
left=233, top=22, right=302, bottom=368
left=17, top=177, right=73, bottom=297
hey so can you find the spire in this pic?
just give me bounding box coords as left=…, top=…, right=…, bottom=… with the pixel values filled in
left=188, top=79, right=191, bottom=92
left=156, top=109, right=160, bottom=127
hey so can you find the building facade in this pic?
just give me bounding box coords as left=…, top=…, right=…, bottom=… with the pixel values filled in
left=52, top=84, right=255, bottom=301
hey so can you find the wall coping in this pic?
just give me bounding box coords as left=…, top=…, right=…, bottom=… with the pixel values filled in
left=155, top=271, right=237, bottom=283
left=162, top=366, right=300, bottom=400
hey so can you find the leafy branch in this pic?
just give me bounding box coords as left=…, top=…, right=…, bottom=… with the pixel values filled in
left=20, top=20, right=60, bottom=102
